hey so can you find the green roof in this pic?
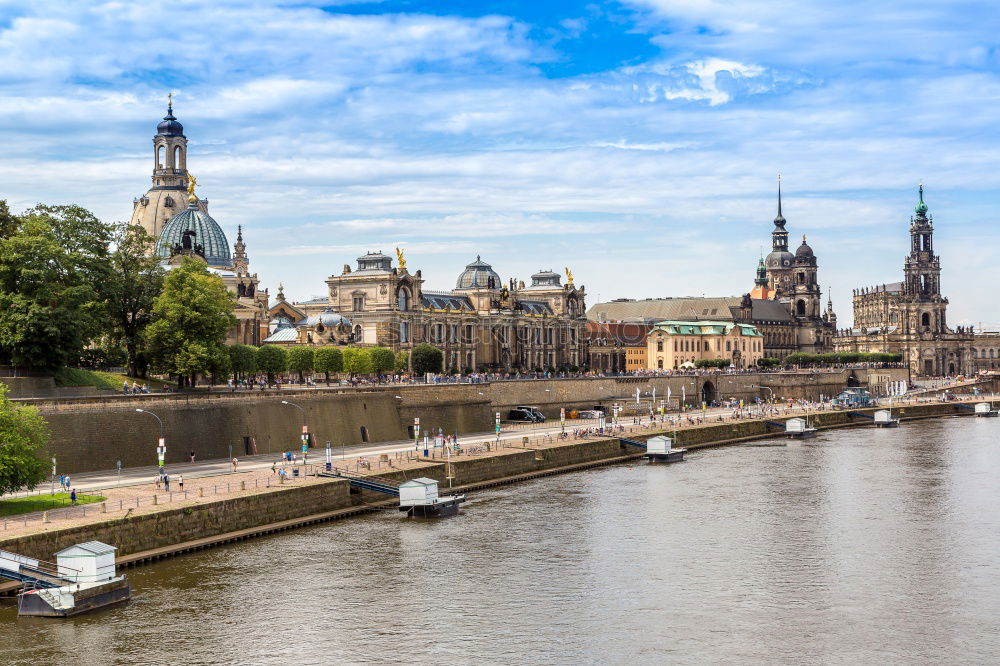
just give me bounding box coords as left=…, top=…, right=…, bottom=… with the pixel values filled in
left=652, top=320, right=762, bottom=337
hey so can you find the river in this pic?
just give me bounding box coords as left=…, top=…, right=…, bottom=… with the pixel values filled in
left=3, top=416, right=1000, bottom=664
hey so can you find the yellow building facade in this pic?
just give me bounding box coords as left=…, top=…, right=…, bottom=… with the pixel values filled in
left=646, top=321, right=764, bottom=370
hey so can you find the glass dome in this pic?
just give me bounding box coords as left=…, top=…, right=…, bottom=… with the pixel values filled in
left=455, top=256, right=501, bottom=290
left=156, top=201, right=232, bottom=268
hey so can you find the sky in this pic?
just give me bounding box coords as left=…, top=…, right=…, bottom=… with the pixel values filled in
left=1, top=0, right=999, bottom=327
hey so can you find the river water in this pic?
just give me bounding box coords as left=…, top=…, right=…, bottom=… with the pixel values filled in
left=4, top=416, right=1000, bottom=664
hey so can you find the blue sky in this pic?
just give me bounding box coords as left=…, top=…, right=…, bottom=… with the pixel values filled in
left=1, top=0, right=999, bottom=327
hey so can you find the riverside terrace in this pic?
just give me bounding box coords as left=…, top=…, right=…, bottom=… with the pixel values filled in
left=0, top=393, right=995, bottom=583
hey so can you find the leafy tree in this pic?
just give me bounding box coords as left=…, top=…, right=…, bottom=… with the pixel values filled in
left=370, top=346, right=395, bottom=375
left=0, top=204, right=111, bottom=370
left=145, top=258, right=236, bottom=387
left=228, top=344, right=258, bottom=382
left=104, top=222, right=165, bottom=378
left=314, top=347, right=343, bottom=384
left=411, top=343, right=443, bottom=375
left=395, top=350, right=409, bottom=373
left=287, top=346, right=315, bottom=381
left=0, top=385, right=49, bottom=495
left=257, top=345, right=288, bottom=383
left=756, top=357, right=781, bottom=368
left=343, top=346, right=373, bottom=375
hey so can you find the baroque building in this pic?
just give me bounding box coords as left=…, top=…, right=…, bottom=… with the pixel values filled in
left=833, top=186, right=985, bottom=376
left=130, top=102, right=270, bottom=345
left=266, top=251, right=589, bottom=373
left=587, top=179, right=837, bottom=363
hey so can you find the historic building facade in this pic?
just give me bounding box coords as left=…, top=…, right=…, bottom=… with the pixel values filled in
left=267, top=252, right=589, bottom=373
left=646, top=321, right=764, bottom=370
left=832, top=186, right=993, bottom=377
left=130, top=102, right=270, bottom=345
left=587, top=181, right=836, bottom=362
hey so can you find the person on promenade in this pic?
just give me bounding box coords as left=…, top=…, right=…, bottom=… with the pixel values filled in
left=271, top=462, right=277, bottom=475
left=163, top=475, right=170, bottom=492
left=64, top=475, right=70, bottom=489
left=123, top=381, right=130, bottom=395
left=231, top=457, right=239, bottom=472
left=190, top=450, right=196, bottom=463
left=70, top=489, right=77, bottom=506
left=156, top=475, right=162, bottom=489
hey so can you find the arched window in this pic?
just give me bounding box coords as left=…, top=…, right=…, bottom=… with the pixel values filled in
left=656, top=340, right=663, bottom=352
left=921, top=312, right=930, bottom=327
left=156, top=145, right=164, bottom=168
left=399, top=322, right=410, bottom=343
left=397, top=288, right=409, bottom=311
left=173, top=145, right=182, bottom=169
left=796, top=300, right=806, bottom=316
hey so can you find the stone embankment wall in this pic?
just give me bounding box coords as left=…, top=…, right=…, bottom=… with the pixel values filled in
left=0, top=399, right=988, bottom=564
left=22, top=369, right=908, bottom=474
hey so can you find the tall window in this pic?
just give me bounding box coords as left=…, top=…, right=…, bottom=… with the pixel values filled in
left=352, top=295, right=364, bottom=311
left=921, top=312, right=930, bottom=327
left=657, top=340, right=663, bottom=352
left=399, top=322, right=410, bottom=343
left=397, top=289, right=409, bottom=311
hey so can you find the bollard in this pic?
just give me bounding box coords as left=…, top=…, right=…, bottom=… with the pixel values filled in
left=199, top=487, right=204, bottom=498
left=102, top=502, right=107, bottom=513
left=241, top=480, right=246, bottom=491
left=153, top=494, right=158, bottom=506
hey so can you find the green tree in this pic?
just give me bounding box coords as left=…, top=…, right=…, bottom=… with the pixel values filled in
left=411, top=343, right=443, bottom=375
left=394, top=350, right=409, bottom=373
left=145, top=258, right=236, bottom=387
left=257, top=345, right=288, bottom=384
left=104, top=222, right=165, bottom=378
left=0, top=385, right=49, bottom=495
left=228, top=344, right=258, bottom=382
left=343, top=346, right=373, bottom=375
left=0, top=204, right=111, bottom=370
left=314, top=347, right=343, bottom=384
left=287, top=346, right=315, bottom=382
left=370, top=346, right=395, bottom=376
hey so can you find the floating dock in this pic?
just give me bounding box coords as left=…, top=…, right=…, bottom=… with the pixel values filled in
left=785, top=418, right=818, bottom=439
left=975, top=402, right=999, bottom=417
left=874, top=410, right=900, bottom=428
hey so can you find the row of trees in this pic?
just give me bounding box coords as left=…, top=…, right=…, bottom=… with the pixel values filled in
left=694, top=358, right=733, bottom=368
left=0, top=202, right=168, bottom=377
left=225, top=342, right=445, bottom=384
left=784, top=352, right=903, bottom=365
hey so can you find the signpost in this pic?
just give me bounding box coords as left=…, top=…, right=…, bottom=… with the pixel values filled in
left=560, top=407, right=566, bottom=433
left=325, top=441, right=333, bottom=471
left=50, top=457, right=56, bottom=495
left=301, top=424, right=309, bottom=459
left=157, top=437, right=166, bottom=471
left=414, top=417, right=421, bottom=448
left=494, top=412, right=501, bottom=449
left=116, top=459, right=122, bottom=487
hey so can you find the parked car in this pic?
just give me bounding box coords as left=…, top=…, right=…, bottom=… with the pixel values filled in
left=510, top=406, right=546, bottom=422
left=577, top=410, right=603, bottom=419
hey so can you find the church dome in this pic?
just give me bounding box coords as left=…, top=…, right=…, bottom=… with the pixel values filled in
left=156, top=104, right=184, bottom=137
left=526, top=269, right=561, bottom=289
left=765, top=249, right=794, bottom=270
left=302, top=309, right=352, bottom=328
left=156, top=201, right=232, bottom=268
left=795, top=236, right=814, bottom=259
left=455, top=256, right=501, bottom=290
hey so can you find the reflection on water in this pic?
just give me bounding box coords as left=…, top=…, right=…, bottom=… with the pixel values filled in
left=3, top=417, right=1000, bottom=664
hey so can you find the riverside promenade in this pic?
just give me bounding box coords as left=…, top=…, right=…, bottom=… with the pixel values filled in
left=1, top=393, right=996, bottom=592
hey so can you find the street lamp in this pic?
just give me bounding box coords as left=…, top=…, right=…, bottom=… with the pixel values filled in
left=281, top=400, right=309, bottom=460
left=135, top=408, right=165, bottom=472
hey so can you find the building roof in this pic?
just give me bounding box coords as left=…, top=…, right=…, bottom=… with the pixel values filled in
left=262, top=328, right=298, bottom=344
left=300, top=310, right=351, bottom=327
left=156, top=201, right=232, bottom=268
left=55, top=541, right=117, bottom=556
left=455, top=256, right=501, bottom=290
left=400, top=477, right=438, bottom=487
left=156, top=103, right=184, bottom=137
left=586, top=321, right=652, bottom=346
left=519, top=300, right=553, bottom=315
left=587, top=297, right=793, bottom=324
left=652, top=320, right=763, bottom=337
left=422, top=292, right=474, bottom=311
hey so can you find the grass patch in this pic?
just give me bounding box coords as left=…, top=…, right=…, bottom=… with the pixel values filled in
left=94, top=371, right=175, bottom=391
left=53, top=367, right=118, bottom=390
left=0, top=493, right=106, bottom=517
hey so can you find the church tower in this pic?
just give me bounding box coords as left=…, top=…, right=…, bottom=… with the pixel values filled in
left=764, top=176, right=794, bottom=295
left=791, top=234, right=821, bottom=318
left=130, top=97, right=208, bottom=239
left=901, top=185, right=948, bottom=333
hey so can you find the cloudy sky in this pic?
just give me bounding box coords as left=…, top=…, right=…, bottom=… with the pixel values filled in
left=1, top=0, right=998, bottom=327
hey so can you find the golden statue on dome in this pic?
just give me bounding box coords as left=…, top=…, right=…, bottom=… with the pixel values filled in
left=565, top=267, right=574, bottom=286
left=395, top=247, right=407, bottom=271
left=186, top=173, right=198, bottom=202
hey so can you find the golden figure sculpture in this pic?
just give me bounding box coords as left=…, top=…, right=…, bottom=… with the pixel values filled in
left=186, top=173, right=198, bottom=202
left=395, top=247, right=407, bottom=271
left=565, top=267, right=574, bottom=286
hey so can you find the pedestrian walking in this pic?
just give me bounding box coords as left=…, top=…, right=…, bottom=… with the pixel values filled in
left=271, top=462, right=277, bottom=475
left=123, top=381, right=130, bottom=394
left=70, top=489, right=77, bottom=505
left=178, top=475, right=184, bottom=491
left=190, top=450, right=196, bottom=463
left=156, top=475, right=162, bottom=489
left=231, top=457, right=238, bottom=472
left=64, top=475, right=70, bottom=490
left=164, top=475, right=170, bottom=492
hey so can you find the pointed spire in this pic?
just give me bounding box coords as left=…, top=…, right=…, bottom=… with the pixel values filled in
left=237, top=224, right=243, bottom=242
left=773, top=173, right=786, bottom=228
left=915, top=183, right=928, bottom=215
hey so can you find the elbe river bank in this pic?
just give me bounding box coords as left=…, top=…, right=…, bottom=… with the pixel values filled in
left=3, top=416, right=1000, bottom=664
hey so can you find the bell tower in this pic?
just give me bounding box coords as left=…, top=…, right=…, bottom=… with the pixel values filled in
left=130, top=96, right=207, bottom=240
left=902, top=184, right=948, bottom=333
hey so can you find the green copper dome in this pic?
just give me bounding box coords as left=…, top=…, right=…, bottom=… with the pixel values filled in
left=156, top=201, right=232, bottom=268
left=915, top=184, right=928, bottom=215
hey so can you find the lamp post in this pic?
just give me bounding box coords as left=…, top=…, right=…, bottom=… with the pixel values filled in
left=135, top=408, right=165, bottom=472
left=281, top=400, right=309, bottom=462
